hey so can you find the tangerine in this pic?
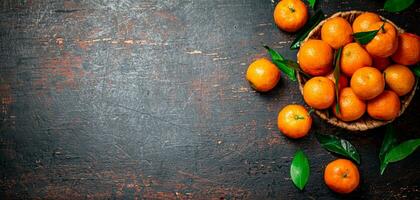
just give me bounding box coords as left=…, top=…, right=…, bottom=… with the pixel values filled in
left=298, top=39, right=334, bottom=76
left=352, top=12, right=381, bottom=33
left=384, top=64, right=415, bottom=96
left=367, top=90, right=400, bottom=121
left=321, top=17, right=353, bottom=49
left=277, top=104, right=312, bottom=139
left=350, top=67, right=385, bottom=100
left=391, top=33, right=420, bottom=65
left=365, top=22, right=398, bottom=58
left=324, top=159, right=360, bottom=194
left=246, top=58, right=280, bottom=92
left=333, top=87, right=366, bottom=122
left=273, top=0, right=308, bottom=32
left=303, top=77, right=335, bottom=109
left=341, top=42, right=372, bottom=77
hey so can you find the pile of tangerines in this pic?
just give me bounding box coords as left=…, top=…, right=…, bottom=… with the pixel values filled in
left=299, top=14, right=417, bottom=123
left=245, top=0, right=419, bottom=194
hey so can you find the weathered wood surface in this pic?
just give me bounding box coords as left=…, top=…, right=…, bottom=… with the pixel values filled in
left=0, top=0, right=419, bottom=199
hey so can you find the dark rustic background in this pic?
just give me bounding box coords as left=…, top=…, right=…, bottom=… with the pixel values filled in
left=0, top=0, right=419, bottom=199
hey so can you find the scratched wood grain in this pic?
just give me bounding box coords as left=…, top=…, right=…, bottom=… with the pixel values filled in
left=0, top=0, right=419, bottom=199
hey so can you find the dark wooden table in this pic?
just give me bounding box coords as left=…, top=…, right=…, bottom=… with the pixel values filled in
left=0, top=0, right=419, bottom=199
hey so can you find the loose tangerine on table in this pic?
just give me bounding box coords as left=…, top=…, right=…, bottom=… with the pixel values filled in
left=273, top=0, right=308, bottom=32
left=245, top=58, right=281, bottom=92
left=324, top=159, right=360, bottom=194
left=277, top=105, right=312, bottom=139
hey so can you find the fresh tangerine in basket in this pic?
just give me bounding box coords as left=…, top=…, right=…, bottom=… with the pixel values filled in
left=321, top=17, right=353, bottom=49
left=333, top=87, right=366, bottom=122
left=391, top=33, right=420, bottom=66
left=297, top=39, right=333, bottom=76
left=384, top=64, right=415, bottom=96
left=350, top=67, right=385, bottom=100
left=365, top=22, right=398, bottom=58
left=352, top=12, right=381, bottom=33
left=367, top=90, right=401, bottom=121
left=303, top=77, right=335, bottom=110
left=340, top=42, right=372, bottom=77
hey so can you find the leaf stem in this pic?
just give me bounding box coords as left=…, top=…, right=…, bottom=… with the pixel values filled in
left=333, top=47, right=343, bottom=114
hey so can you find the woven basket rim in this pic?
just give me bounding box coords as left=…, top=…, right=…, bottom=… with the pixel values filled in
left=296, top=10, right=418, bottom=132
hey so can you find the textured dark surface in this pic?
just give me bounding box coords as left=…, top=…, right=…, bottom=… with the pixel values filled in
left=0, top=0, right=419, bottom=199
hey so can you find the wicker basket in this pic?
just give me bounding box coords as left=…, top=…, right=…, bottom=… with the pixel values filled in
left=297, top=11, right=418, bottom=131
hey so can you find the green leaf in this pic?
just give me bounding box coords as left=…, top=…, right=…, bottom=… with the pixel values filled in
left=316, top=134, right=360, bottom=164
left=412, top=65, right=420, bottom=77
left=353, top=23, right=384, bottom=45
left=290, top=10, right=325, bottom=50
left=333, top=47, right=342, bottom=114
left=384, top=138, right=420, bottom=163
left=290, top=150, right=310, bottom=190
left=384, top=0, right=415, bottom=12
left=379, top=124, right=398, bottom=175
left=307, top=0, right=316, bottom=8
left=284, top=59, right=312, bottom=79
left=273, top=60, right=297, bottom=81
left=264, top=45, right=285, bottom=62
left=264, top=46, right=297, bottom=81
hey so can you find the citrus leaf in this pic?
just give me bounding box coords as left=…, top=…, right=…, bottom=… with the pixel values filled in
left=316, top=134, right=360, bottom=164
left=307, top=0, right=316, bottom=8
left=384, top=0, right=415, bottom=12
left=353, top=23, right=384, bottom=45
left=273, top=60, right=297, bottom=81
left=412, top=65, right=420, bottom=77
left=264, top=46, right=297, bottom=81
left=290, top=150, right=310, bottom=190
left=384, top=139, right=420, bottom=163
left=284, top=59, right=312, bottom=79
left=379, top=124, right=398, bottom=175
left=264, top=45, right=285, bottom=62
left=290, top=10, right=325, bottom=50
left=284, top=60, right=309, bottom=75
left=333, top=47, right=342, bottom=114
